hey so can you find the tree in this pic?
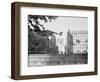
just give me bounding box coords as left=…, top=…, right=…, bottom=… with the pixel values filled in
left=28, top=29, right=48, bottom=54
left=28, top=15, right=58, bottom=54
left=28, top=15, right=58, bottom=32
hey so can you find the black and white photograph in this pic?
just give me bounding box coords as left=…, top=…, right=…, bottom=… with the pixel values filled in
left=28, top=15, right=88, bottom=67
left=11, top=2, right=97, bottom=79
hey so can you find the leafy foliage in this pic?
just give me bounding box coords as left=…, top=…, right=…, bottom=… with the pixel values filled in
left=28, top=15, right=58, bottom=54
left=28, top=15, right=57, bottom=32
left=28, top=29, right=48, bottom=54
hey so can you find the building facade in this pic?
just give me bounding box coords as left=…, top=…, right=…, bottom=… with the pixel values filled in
left=71, top=30, right=88, bottom=54
left=48, top=30, right=73, bottom=55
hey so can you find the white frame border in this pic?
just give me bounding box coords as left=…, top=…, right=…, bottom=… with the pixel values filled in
left=20, top=6, right=95, bottom=75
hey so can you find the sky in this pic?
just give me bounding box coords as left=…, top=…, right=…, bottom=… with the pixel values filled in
left=42, top=16, right=88, bottom=33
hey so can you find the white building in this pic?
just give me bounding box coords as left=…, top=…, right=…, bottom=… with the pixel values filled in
left=53, top=30, right=73, bottom=55
left=71, top=30, right=88, bottom=53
